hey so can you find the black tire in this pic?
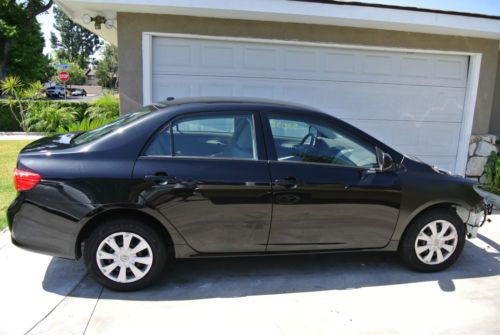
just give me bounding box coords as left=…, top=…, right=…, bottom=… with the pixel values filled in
left=84, top=218, right=168, bottom=291
left=399, top=208, right=466, bottom=272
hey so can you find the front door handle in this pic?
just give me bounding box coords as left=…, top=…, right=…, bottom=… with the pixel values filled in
left=274, top=177, right=298, bottom=188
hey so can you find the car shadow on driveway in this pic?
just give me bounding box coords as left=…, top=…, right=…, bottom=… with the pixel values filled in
left=42, top=236, right=500, bottom=301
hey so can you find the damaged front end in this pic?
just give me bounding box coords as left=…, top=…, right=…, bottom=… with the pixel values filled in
left=455, top=202, right=494, bottom=238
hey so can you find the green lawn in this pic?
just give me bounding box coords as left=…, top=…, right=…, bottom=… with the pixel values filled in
left=0, top=140, right=32, bottom=230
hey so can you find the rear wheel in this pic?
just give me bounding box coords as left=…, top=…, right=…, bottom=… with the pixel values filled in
left=399, top=209, right=465, bottom=272
left=84, top=218, right=168, bottom=291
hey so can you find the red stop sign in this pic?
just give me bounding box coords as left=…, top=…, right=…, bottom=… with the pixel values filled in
left=58, top=71, right=70, bottom=82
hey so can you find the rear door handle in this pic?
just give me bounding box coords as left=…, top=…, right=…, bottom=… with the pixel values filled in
left=274, top=177, right=298, bottom=188
left=144, top=173, right=173, bottom=183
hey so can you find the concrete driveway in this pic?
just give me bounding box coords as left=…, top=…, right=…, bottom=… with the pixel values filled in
left=1, top=213, right=499, bottom=335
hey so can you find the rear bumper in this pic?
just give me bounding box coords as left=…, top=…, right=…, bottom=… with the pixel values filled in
left=8, top=194, right=80, bottom=259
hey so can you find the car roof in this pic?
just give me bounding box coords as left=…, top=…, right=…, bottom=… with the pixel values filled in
left=153, top=96, right=317, bottom=111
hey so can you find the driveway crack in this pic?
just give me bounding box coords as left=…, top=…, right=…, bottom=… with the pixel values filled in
left=82, top=286, right=104, bottom=335
left=24, top=274, right=89, bottom=335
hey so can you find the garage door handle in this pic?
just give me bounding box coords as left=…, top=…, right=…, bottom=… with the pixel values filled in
left=274, top=177, right=298, bottom=188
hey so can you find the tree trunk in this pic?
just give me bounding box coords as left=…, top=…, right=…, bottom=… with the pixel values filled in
left=0, top=40, right=12, bottom=82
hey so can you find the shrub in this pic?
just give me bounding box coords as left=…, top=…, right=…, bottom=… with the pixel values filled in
left=85, top=93, right=119, bottom=120
left=0, top=107, right=22, bottom=131
left=24, top=105, right=76, bottom=132
left=484, top=151, right=500, bottom=194
left=57, top=117, right=115, bottom=133
left=0, top=99, right=118, bottom=132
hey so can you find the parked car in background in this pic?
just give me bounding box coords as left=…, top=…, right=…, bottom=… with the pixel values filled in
left=46, top=85, right=67, bottom=99
left=71, top=88, right=87, bottom=97
left=7, top=98, right=492, bottom=291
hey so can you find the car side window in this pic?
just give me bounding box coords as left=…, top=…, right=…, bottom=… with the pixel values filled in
left=268, top=115, right=378, bottom=168
left=144, top=126, right=172, bottom=156
left=170, top=113, right=257, bottom=160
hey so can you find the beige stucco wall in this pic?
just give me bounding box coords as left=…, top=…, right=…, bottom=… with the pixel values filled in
left=117, top=13, right=500, bottom=134
left=490, top=51, right=500, bottom=134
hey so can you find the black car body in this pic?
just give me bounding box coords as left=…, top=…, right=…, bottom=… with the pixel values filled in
left=7, top=98, right=490, bottom=290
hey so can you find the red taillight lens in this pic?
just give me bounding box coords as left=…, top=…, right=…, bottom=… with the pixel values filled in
left=14, top=168, right=41, bottom=191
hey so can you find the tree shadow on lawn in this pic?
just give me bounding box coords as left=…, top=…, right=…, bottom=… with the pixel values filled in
left=43, top=234, right=500, bottom=301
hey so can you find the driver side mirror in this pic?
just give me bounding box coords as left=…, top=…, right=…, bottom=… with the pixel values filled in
left=375, top=147, right=394, bottom=172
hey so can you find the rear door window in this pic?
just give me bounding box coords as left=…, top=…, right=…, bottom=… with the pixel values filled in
left=144, top=113, right=258, bottom=160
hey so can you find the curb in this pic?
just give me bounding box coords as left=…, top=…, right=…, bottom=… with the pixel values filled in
left=0, top=132, right=45, bottom=136
left=0, top=133, right=44, bottom=140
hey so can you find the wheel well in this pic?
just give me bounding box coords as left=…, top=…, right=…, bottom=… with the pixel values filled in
left=76, top=209, right=174, bottom=259
left=397, top=203, right=464, bottom=250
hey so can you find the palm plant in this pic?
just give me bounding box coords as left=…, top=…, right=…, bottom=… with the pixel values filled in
left=0, top=76, right=44, bottom=132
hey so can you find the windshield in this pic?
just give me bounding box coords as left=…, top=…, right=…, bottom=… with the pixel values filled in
left=72, top=105, right=158, bottom=145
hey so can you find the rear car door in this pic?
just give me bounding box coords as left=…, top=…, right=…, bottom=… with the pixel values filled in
left=262, top=111, right=402, bottom=251
left=133, top=111, right=272, bottom=253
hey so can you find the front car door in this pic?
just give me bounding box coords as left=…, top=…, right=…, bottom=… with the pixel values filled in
left=262, top=110, right=401, bottom=251
left=133, top=110, right=272, bottom=253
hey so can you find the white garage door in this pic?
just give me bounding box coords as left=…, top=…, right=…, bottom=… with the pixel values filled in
left=150, top=36, right=469, bottom=172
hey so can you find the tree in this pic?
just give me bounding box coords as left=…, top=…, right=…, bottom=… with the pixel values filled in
left=50, top=5, right=102, bottom=69
left=65, top=63, right=86, bottom=85
left=0, top=0, right=53, bottom=82
left=95, top=44, right=118, bottom=88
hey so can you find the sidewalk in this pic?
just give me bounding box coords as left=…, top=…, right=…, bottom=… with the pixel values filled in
left=0, top=132, right=43, bottom=140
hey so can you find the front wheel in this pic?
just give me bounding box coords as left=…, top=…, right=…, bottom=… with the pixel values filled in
left=84, top=218, right=168, bottom=291
left=399, top=209, right=465, bottom=272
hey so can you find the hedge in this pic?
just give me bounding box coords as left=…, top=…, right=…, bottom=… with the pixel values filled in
left=0, top=100, right=94, bottom=131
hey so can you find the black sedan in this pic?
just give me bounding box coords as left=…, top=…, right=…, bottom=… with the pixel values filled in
left=8, top=98, right=490, bottom=291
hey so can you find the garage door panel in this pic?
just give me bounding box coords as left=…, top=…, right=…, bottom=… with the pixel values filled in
left=200, top=83, right=235, bottom=96
left=434, top=57, right=468, bottom=81
left=241, top=85, right=276, bottom=99
left=321, top=83, right=465, bottom=123
left=153, top=79, right=192, bottom=100
left=350, top=120, right=461, bottom=156
left=243, top=47, right=277, bottom=70
left=151, top=36, right=469, bottom=172
left=152, top=38, right=468, bottom=87
left=201, top=45, right=235, bottom=68
left=154, top=74, right=463, bottom=157
left=154, top=42, right=193, bottom=70
left=154, top=75, right=465, bottom=123
left=413, top=156, right=457, bottom=172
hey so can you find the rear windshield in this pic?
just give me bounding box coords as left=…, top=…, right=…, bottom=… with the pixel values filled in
left=72, top=105, right=158, bottom=145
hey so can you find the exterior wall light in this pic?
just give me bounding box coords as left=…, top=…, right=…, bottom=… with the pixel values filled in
left=82, top=14, right=114, bottom=30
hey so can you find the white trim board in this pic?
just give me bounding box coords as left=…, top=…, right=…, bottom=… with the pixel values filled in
left=142, top=32, right=481, bottom=175
left=455, top=55, right=481, bottom=175
left=142, top=33, right=153, bottom=106
left=58, top=0, right=500, bottom=43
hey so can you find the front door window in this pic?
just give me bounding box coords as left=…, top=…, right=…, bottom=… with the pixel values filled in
left=268, top=115, right=377, bottom=168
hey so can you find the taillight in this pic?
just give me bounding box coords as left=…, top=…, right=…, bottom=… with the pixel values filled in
left=14, top=168, right=41, bottom=191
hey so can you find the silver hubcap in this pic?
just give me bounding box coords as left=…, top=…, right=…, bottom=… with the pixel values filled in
left=415, top=220, right=458, bottom=265
left=96, top=232, right=153, bottom=283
